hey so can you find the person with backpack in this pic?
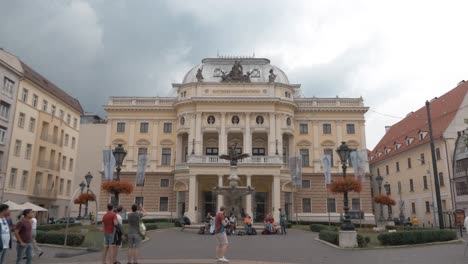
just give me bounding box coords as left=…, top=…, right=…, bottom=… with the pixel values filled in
left=215, top=206, right=228, bottom=263
left=279, top=208, right=287, bottom=235
left=127, top=203, right=146, bottom=264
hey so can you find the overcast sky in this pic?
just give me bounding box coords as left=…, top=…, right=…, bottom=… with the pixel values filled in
left=1, top=0, right=467, bottom=149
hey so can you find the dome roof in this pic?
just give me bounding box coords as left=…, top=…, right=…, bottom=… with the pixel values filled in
left=182, top=58, right=289, bottom=84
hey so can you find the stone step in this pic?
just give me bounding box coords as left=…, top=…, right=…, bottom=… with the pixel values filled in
left=182, top=223, right=264, bottom=232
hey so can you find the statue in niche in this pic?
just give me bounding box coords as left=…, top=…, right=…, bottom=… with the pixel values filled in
left=219, top=143, right=249, bottom=166
left=256, top=115, right=264, bottom=125
left=268, top=68, right=276, bottom=83
left=207, top=115, right=215, bottom=124
left=231, top=115, right=240, bottom=124
left=196, top=68, right=204, bottom=82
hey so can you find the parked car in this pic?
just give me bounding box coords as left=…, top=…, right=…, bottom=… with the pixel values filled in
left=55, top=217, right=80, bottom=224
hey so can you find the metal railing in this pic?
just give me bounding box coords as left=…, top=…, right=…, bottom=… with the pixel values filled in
left=187, top=155, right=283, bottom=164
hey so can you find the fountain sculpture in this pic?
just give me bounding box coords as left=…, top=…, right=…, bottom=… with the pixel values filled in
left=214, top=143, right=255, bottom=216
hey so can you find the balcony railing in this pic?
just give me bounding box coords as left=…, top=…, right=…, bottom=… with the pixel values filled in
left=32, top=188, right=58, bottom=199
left=187, top=155, right=283, bottom=164
left=39, top=134, right=62, bottom=146
left=456, top=184, right=468, bottom=196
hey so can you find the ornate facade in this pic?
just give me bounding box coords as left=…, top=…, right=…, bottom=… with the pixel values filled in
left=101, top=57, right=374, bottom=223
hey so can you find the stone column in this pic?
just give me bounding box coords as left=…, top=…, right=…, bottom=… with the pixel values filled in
left=187, top=175, right=198, bottom=222
left=195, top=113, right=202, bottom=155
left=244, top=113, right=251, bottom=156
left=337, top=121, right=343, bottom=143
left=272, top=175, right=281, bottom=222
left=188, top=114, right=195, bottom=156
left=151, top=121, right=159, bottom=170
left=105, top=120, right=112, bottom=147
left=268, top=113, right=276, bottom=156
left=219, top=113, right=226, bottom=155
left=360, top=120, right=369, bottom=174
left=175, top=134, right=182, bottom=164
left=246, top=174, right=253, bottom=217
left=276, top=114, right=283, bottom=156
left=313, top=120, right=321, bottom=172
left=217, top=174, right=224, bottom=211
left=127, top=121, right=135, bottom=168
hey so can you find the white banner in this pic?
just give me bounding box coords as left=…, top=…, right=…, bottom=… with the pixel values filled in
left=289, top=156, right=302, bottom=186
left=103, top=149, right=115, bottom=180
left=322, top=154, right=332, bottom=185
left=350, top=151, right=367, bottom=181
left=136, top=155, right=148, bottom=185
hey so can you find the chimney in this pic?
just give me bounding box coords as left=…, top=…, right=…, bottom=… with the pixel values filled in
left=385, top=126, right=391, bottom=133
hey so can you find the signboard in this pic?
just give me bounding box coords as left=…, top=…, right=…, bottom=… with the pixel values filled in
left=455, top=209, right=465, bottom=226
left=289, top=156, right=302, bottom=186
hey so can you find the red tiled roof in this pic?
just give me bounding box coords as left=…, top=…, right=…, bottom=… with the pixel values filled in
left=369, top=81, right=468, bottom=164
left=20, top=61, right=83, bottom=114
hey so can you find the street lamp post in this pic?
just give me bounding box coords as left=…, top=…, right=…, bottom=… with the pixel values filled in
left=384, top=182, right=392, bottom=221
left=112, top=144, right=127, bottom=209
left=336, top=142, right=355, bottom=231
left=375, top=174, right=385, bottom=222
left=77, top=181, right=85, bottom=219
left=84, top=172, right=93, bottom=218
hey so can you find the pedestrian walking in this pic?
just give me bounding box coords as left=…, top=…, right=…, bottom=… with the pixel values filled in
left=0, top=204, right=12, bottom=264
left=102, top=204, right=118, bottom=264
left=31, top=213, right=44, bottom=257
left=279, top=208, right=287, bottom=235
left=127, top=203, right=146, bottom=264
left=215, top=206, right=229, bottom=263
left=14, top=209, right=33, bottom=264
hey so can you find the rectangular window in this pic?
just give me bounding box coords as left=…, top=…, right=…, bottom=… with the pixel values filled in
left=385, top=165, right=389, bottom=175
left=42, top=100, right=48, bottom=111
left=423, top=176, right=428, bottom=189
left=59, top=110, right=64, bottom=119
left=163, top=123, right=172, bottom=133
left=301, top=179, right=311, bottom=189
left=412, top=202, right=416, bottom=214
left=300, top=149, right=309, bottom=167
left=71, top=137, right=76, bottom=149
left=51, top=105, right=56, bottom=116
left=396, top=162, right=400, bottom=172
left=59, top=178, right=64, bottom=195
left=32, top=94, right=38, bottom=108
left=323, top=123, right=332, bottom=134
left=0, top=128, right=6, bottom=144
left=252, top=148, right=265, bottom=156
left=140, top=122, right=149, bottom=133
left=28, top=118, right=36, bottom=132
left=21, top=88, right=28, bottom=102
left=420, top=153, right=425, bottom=164
left=206, top=148, right=219, bottom=156
left=0, top=101, right=10, bottom=119
left=25, top=144, right=32, bottom=160
left=439, top=172, right=445, bottom=187
left=67, top=180, right=71, bottom=196
left=62, top=156, right=67, bottom=168
left=138, top=147, right=148, bottom=156
left=302, top=198, right=311, bottom=213
left=410, top=179, right=414, bottom=191
left=69, top=158, right=74, bottom=172
left=327, top=198, right=336, bottom=213
left=160, top=179, right=170, bottom=187
left=300, top=124, right=308, bottom=134
left=324, top=149, right=334, bottom=166
left=3, top=77, right=14, bottom=95
left=64, top=134, right=69, bottom=146
left=135, top=197, right=144, bottom=206
left=434, top=147, right=442, bottom=160
left=159, top=197, right=169, bottom=211
left=66, top=114, right=71, bottom=124
left=161, top=148, right=171, bottom=165
left=9, top=168, right=17, bottom=188
left=425, top=201, right=431, bottom=213
left=20, top=170, right=28, bottom=191
left=18, top=112, right=25, bottom=128
left=14, top=140, right=21, bottom=156
left=346, top=124, right=355, bottom=134
left=73, top=118, right=78, bottom=129
left=407, top=158, right=412, bottom=168
left=116, top=122, right=125, bottom=132
left=352, top=198, right=361, bottom=211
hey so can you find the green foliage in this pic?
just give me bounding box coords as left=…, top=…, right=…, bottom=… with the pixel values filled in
left=145, top=223, right=158, bottom=230
left=36, top=230, right=85, bottom=246
left=377, top=229, right=457, bottom=246
left=37, top=223, right=81, bottom=231
left=319, top=230, right=339, bottom=245
left=310, top=224, right=338, bottom=232
left=174, top=219, right=183, bottom=227
left=286, top=222, right=292, bottom=228
left=357, top=234, right=370, bottom=248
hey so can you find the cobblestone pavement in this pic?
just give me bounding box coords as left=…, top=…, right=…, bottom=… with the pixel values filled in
left=6, top=228, right=468, bottom=264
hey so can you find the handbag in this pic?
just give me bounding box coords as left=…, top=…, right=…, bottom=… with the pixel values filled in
left=138, top=214, right=146, bottom=236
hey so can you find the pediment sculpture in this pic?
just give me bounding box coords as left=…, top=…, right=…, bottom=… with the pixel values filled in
left=220, top=61, right=252, bottom=83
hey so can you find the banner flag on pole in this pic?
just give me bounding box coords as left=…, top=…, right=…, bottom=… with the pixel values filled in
left=350, top=151, right=367, bottom=182
left=136, top=155, right=148, bottom=185
left=322, top=154, right=332, bottom=185
left=289, top=156, right=302, bottom=186
left=103, top=149, right=115, bottom=180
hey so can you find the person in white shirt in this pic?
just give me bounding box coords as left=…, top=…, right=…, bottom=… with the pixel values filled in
left=31, top=213, right=43, bottom=257
left=464, top=215, right=468, bottom=235
left=0, top=204, right=11, bottom=264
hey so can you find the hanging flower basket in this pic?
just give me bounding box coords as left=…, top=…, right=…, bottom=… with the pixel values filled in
left=73, top=193, right=96, bottom=204
left=329, top=178, right=362, bottom=193
left=101, top=180, right=134, bottom=195
left=374, top=195, right=396, bottom=206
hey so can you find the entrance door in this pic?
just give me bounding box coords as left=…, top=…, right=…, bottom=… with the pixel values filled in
left=254, top=192, right=267, bottom=222
left=284, top=192, right=293, bottom=221
left=203, top=191, right=216, bottom=219
left=177, top=192, right=186, bottom=218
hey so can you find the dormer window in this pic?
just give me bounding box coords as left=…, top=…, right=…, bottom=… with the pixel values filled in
left=406, top=137, right=414, bottom=145
left=419, top=131, right=428, bottom=140
left=394, top=143, right=402, bottom=150
left=385, top=148, right=391, bottom=154
left=377, top=152, right=382, bottom=157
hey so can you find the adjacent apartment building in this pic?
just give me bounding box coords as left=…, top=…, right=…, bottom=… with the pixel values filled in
left=100, top=57, right=374, bottom=223
left=0, top=49, right=83, bottom=220
left=369, top=81, right=468, bottom=227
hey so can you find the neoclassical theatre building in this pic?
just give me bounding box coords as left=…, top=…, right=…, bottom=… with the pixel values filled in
left=100, top=57, right=374, bottom=223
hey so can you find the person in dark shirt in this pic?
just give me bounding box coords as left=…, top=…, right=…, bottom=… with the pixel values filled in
left=14, top=209, right=33, bottom=264
left=101, top=203, right=118, bottom=264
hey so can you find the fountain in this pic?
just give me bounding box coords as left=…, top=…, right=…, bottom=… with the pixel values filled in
left=214, top=143, right=255, bottom=217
